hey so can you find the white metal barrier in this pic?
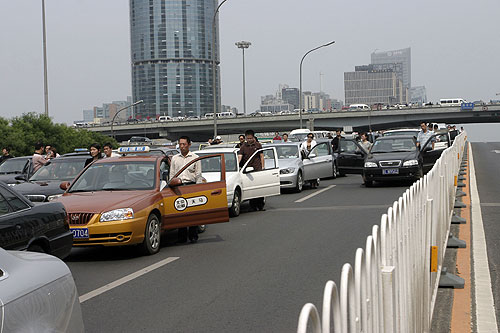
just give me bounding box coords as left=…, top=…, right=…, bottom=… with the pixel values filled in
left=297, top=132, right=467, bottom=333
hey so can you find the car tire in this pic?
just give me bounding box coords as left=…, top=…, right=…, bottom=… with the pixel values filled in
left=197, top=225, right=206, bottom=233
left=229, top=189, right=241, bottom=217
left=140, top=213, right=161, bottom=255
left=294, top=171, right=304, bottom=193
left=27, top=244, right=45, bottom=253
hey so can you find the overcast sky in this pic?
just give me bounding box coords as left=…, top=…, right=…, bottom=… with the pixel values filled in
left=1, top=0, right=499, bottom=124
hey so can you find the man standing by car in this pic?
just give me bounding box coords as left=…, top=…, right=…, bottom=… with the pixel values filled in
left=235, top=135, right=245, bottom=148
left=169, top=136, right=202, bottom=243
left=33, top=143, right=48, bottom=172
left=416, top=122, right=435, bottom=150
left=238, top=130, right=265, bottom=211
left=331, top=129, right=344, bottom=152
left=0, top=147, right=13, bottom=164
left=103, top=143, right=119, bottom=158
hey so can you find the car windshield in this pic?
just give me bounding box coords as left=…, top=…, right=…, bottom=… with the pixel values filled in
left=290, top=133, right=308, bottom=141
left=384, top=131, right=418, bottom=137
left=197, top=152, right=238, bottom=172
left=273, top=145, right=299, bottom=159
left=371, top=138, right=416, bottom=153
left=30, top=159, right=86, bottom=181
left=0, top=158, right=29, bottom=174
left=69, top=161, right=156, bottom=192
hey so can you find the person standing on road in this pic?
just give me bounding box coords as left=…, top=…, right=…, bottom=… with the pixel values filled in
left=0, top=147, right=13, bottom=164
left=331, top=129, right=344, bottom=152
left=238, top=130, right=265, bottom=211
left=358, top=133, right=372, bottom=152
left=33, top=143, right=48, bottom=172
left=169, top=136, right=202, bottom=243
left=103, top=143, right=119, bottom=158
left=85, top=143, right=103, bottom=167
left=416, top=122, right=435, bottom=150
left=300, top=133, right=317, bottom=156
left=282, top=133, right=290, bottom=142
left=235, top=134, right=245, bottom=148
left=273, top=132, right=281, bottom=141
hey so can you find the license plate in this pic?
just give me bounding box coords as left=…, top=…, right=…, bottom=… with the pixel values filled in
left=382, top=168, right=399, bottom=175
left=72, top=228, right=89, bottom=239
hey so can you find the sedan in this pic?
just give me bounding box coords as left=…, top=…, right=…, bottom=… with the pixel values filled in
left=0, top=182, right=73, bottom=259
left=0, top=156, right=33, bottom=186
left=0, top=248, right=84, bottom=331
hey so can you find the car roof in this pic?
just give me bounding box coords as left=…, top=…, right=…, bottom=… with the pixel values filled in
left=193, top=148, right=238, bottom=153
left=384, top=128, right=419, bottom=132
left=93, top=155, right=162, bottom=163
left=265, top=142, right=301, bottom=147
left=376, top=135, right=416, bottom=140
left=48, top=155, right=88, bottom=161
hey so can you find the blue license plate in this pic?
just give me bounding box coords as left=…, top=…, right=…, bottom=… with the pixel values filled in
left=382, top=168, right=399, bottom=175
left=72, top=228, right=89, bottom=239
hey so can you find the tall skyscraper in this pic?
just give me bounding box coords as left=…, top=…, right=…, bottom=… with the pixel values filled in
left=130, top=0, right=220, bottom=119
left=371, top=48, right=411, bottom=89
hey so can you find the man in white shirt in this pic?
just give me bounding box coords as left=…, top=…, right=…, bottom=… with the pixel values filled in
left=417, top=122, right=435, bottom=150
left=169, top=136, right=202, bottom=243
left=103, top=143, right=120, bottom=158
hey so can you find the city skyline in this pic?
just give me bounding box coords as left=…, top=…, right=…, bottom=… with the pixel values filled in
left=0, top=0, right=499, bottom=124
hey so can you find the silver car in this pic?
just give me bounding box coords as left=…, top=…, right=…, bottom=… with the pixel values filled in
left=267, top=142, right=336, bottom=192
left=0, top=248, right=84, bottom=332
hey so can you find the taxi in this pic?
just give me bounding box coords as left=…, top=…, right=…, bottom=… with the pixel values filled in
left=55, top=146, right=229, bottom=255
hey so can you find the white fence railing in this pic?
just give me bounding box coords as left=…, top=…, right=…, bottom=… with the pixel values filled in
left=297, top=132, right=467, bottom=333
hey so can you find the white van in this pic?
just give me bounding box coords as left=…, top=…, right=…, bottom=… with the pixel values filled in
left=439, top=98, right=466, bottom=107
left=158, top=115, right=172, bottom=122
left=204, top=113, right=214, bottom=119
left=348, top=104, right=370, bottom=111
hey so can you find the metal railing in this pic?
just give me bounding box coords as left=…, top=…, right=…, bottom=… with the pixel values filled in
left=297, top=132, right=467, bottom=332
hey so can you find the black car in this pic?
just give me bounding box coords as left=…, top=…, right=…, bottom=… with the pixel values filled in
left=336, top=134, right=446, bottom=186
left=13, top=156, right=88, bottom=202
left=0, top=156, right=34, bottom=186
left=0, top=182, right=72, bottom=259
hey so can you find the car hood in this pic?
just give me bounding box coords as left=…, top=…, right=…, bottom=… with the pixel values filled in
left=56, top=191, right=153, bottom=213
left=0, top=174, right=19, bottom=184
left=368, top=151, right=418, bottom=162
left=277, top=158, right=301, bottom=168
left=13, top=180, right=64, bottom=196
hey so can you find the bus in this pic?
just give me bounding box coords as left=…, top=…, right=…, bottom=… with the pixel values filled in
left=439, top=98, right=466, bottom=107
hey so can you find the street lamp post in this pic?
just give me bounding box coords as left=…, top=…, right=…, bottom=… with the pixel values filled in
left=235, top=41, right=251, bottom=115
left=111, top=100, right=144, bottom=139
left=212, top=0, right=230, bottom=139
left=41, top=0, right=49, bottom=117
left=299, top=41, right=335, bottom=129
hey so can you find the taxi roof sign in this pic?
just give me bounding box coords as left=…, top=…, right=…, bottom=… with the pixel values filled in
left=118, top=146, right=151, bottom=154
left=74, top=148, right=88, bottom=152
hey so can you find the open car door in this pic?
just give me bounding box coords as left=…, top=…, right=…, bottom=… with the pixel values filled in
left=161, top=154, right=229, bottom=230
left=422, top=134, right=445, bottom=173
left=303, top=142, right=333, bottom=180
left=240, top=147, right=280, bottom=200
left=336, top=139, right=366, bottom=175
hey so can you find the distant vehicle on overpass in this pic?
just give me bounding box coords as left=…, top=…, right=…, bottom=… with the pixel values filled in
left=348, top=104, right=370, bottom=111
left=440, top=98, right=466, bottom=107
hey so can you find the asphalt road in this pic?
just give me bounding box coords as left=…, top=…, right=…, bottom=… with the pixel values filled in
left=66, top=175, right=414, bottom=332
left=471, top=142, right=500, bottom=329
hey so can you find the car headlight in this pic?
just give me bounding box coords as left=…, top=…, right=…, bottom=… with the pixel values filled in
left=100, top=208, right=134, bottom=222
left=280, top=167, right=295, bottom=174
left=403, top=159, right=419, bottom=167
left=47, top=194, right=63, bottom=201
left=364, top=161, right=378, bottom=168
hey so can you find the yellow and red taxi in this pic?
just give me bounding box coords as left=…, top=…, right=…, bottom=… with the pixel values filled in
left=55, top=146, right=229, bottom=255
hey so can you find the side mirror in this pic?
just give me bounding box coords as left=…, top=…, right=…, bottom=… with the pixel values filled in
left=308, top=153, right=316, bottom=158
left=59, top=181, right=70, bottom=190
left=14, top=175, right=27, bottom=181
left=161, top=171, right=169, bottom=181
left=168, top=177, right=182, bottom=187
left=245, top=166, right=255, bottom=173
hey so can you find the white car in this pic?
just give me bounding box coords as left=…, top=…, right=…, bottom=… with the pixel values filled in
left=194, top=147, right=280, bottom=216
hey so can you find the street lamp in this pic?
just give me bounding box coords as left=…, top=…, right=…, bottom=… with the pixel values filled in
left=235, top=41, right=251, bottom=115
left=212, top=0, right=230, bottom=139
left=41, top=0, right=49, bottom=116
left=299, top=41, right=335, bottom=129
left=111, top=100, right=144, bottom=138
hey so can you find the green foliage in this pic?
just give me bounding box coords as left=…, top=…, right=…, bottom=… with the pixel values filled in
left=0, top=113, right=117, bottom=157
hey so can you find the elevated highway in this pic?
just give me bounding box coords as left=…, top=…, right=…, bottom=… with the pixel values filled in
left=88, top=104, right=500, bottom=141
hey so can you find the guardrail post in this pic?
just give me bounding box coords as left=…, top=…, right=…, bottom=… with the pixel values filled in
left=381, top=266, right=396, bottom=333
left=297, top=303, right=322, bottom=333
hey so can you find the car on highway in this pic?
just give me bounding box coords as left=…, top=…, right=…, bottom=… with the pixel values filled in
left=336, top=135, right=445, bottom=186
left=55, top=146, right=230, bottom=255
left=0, top=182, right=73, bottom=258
left=0, top=248, right=85, bottom=332
left=382, top=128, right=420, bottom=138
left=194, top=147, right=280, bottom=216
left=265, top=141, right=336, bottom=192
left=0, top=156, right=34, bottom=186
left=12, top=155, right=88, bottom=202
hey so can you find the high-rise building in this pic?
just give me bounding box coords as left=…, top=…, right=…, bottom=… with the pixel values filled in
left=371, top=48, right=411, bottom=89
left=130, top=0, right=220, bottom=119
left=409, top=86, right=427, bottom=104
left=281, top=88, right=300, bottom=109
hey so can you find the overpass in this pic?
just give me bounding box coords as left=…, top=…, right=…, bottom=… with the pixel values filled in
left=88, top=104, right=500, bottom=141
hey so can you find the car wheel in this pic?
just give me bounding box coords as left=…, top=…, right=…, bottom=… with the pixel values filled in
left=197, top=225, right=206, bottom=233
left=332, top=163, right=337, bottom=179
left=140, top=213, right=161, bottom=255
left=27, top=244, right=45, bottom=253
left=229, top=189, right=241, bottom=217
left=295, top=171, right=304, bottom=193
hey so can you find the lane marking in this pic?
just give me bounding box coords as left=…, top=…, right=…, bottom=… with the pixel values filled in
left=480, top=202, right=500, bottom=207
left=273, top=204, right=388, bottom=211
left=470, top=144, right=499, bottom=332
left=79, top=256, right=179, bottom=304
left=294, top=185, right=336, bottom=203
